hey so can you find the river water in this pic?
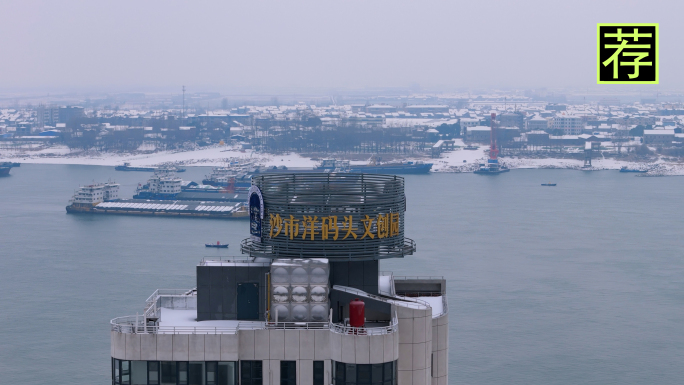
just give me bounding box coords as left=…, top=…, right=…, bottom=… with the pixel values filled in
left=1, top=165, right=683, bottom=384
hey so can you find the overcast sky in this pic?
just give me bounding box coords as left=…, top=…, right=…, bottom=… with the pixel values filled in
left=0, top=0, right=681, bottom=93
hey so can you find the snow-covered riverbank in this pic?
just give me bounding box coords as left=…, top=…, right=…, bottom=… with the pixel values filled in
left=0, top=144, right=318, bottom=168
left=3, top=143, right=684, bottom=175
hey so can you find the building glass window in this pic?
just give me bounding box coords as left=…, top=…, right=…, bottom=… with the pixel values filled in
left=218, top=362, right=237, bottom=385
left=161, top=362, right=177, bottom=385
left=111, top=360, right=238, bottom=385
left=345, top=363, right=356, bottom=385
left=371, top=364, right=383, bottom=385
left=189, top=362, right=205, bottom=385
left=241, top=361, right=263, bottom=385
left=313, top=361, right=325, bottom=385
left=113, top=359, right=120, bottom=385
left=357, top=364, right=371, bottom=384
left=280, top=361, right=296, bottom=385
left=148, top=361, right=160, bottom=385
left=383, top=362, right=394, bottom=385
left=206, top=362, right=217, bottom=385
left=335, top=362, right=345, bottom=385
left=121, top=360, right=131, bottom=385
left=332, top=361, right=397, bottom=385
left=131, top=361, right=147, bottom=385
left=178, top=362, right=189, bottom=385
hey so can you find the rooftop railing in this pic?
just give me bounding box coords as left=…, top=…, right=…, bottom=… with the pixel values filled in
left=392, top=275, right=444, bottom=281
left=264, top=321, right=329, bottom=330
left=329, top=312, right=398, bottom=336
left=114, top=285, right=412, bottom=335
left=111, top=314, right=399, bottom=336
left=378, top=271, right=396, bottom=296
left=110, top=315, right=264, bottom=335
left=199, top=256, right=270, bottom=266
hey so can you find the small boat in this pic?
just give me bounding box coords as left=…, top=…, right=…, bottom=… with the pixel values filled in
left=541, top=183, right=556, bottom=186
left=205, top=241, right=229, bottom=248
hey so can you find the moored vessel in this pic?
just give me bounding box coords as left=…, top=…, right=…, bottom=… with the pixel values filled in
left=65, top=182, right=120, bottom=213
left=136, top=169, right=248, bottom=202
left=115, top=162, right=186, bottom=172
left=70, top=198, right=248, bottom=219
left=0, top=161, right=18, bottom=176
left=317, top=158, right=432, bottom=174
left=202, top=167, right=253, bottom=187
left=0, top=165, right=12, bottom=176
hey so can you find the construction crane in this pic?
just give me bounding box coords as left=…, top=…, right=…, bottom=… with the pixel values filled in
left=474, top=112, right=510, bottom=174
left=488, top=112, right=499, bottom=162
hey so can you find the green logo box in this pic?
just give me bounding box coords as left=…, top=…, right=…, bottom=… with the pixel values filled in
left=597, top=23, right=658, bottom=84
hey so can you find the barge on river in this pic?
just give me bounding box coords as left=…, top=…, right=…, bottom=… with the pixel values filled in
left=115, top=162, right=186, bottom=172
left=66, top=182, right=247, bottom=219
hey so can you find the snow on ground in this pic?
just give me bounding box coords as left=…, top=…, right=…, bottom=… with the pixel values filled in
left=5, top=142, right=684, bottom=175
left=0, top=144, right=318, bottom=168
left=431, top=140, right=487, bottom=172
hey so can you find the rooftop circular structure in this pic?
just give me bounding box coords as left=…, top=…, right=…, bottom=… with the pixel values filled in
left=242, top=173, right=415, bottom=260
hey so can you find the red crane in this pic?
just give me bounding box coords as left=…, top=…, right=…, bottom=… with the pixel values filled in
left=489, top=112, right=499, bottom=161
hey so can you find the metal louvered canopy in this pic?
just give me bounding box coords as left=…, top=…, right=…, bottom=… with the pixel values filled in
left=241, top=173, right=415, bottom=260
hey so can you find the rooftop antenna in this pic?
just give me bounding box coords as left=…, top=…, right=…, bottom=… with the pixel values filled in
left=182, top=85, right=186, bottom=123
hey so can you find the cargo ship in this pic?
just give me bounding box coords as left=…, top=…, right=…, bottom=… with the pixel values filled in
left=317, top=158, right=432, bottom=174
left=133, top=169, right=183, bottom=199
left=67, top=179, right=247, bottom=218
left=0, top=164, right=13, bottom=176
left=201, top=167, right=253, bottom=187
left=85, top=199, right=248, bottom=219
left=134, top=170, right=247, bottom=202
left=349, top=161, right=432, bottom=174
left=0, top=162, right=16, bottom=176
left=65, top=182, right=120, bottom=213
left=115, top=162, right=186, bottom=172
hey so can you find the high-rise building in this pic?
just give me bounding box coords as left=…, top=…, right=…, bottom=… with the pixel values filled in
left=36, top=105, right=59, bottom=127
left=58, top=106, right=84, bottom=124
left=110, top=174, right=449, bottom=385
left=553, top=115, right=584, bottom=135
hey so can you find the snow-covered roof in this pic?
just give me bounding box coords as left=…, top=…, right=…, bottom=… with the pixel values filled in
left=644, top=129, right=675, bottom=135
